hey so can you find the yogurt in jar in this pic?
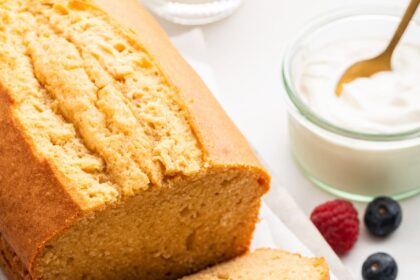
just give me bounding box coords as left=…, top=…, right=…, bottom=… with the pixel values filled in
left=287, top=39, right=420, bottom=200
left=297, top=40, right=420, bottom=134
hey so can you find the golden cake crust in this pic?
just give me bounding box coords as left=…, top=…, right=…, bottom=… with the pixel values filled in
left=0, top=85, right=82, bottom=274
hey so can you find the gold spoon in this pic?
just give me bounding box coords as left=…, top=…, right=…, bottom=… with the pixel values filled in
left=335, top=0, right=420, bottom=96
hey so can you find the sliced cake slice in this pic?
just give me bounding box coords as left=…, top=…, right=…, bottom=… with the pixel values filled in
left=182, top=248, right=330, bottom=280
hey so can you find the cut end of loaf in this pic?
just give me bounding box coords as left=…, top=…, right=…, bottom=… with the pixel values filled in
left=34, top=168, right=266, bottom=280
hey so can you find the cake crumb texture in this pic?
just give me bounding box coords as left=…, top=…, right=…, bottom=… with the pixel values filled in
left=0, top=0, right=204, bottom=209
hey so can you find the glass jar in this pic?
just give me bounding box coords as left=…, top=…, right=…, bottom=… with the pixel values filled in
left=282, top=7, right=420, bottom=202
left=141, top=0, right=243, bottom=25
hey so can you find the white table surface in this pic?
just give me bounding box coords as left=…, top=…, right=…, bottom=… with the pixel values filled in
left=153, top=0, right=420, bottom=279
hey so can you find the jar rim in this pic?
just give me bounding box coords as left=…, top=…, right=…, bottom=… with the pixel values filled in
left=282, top=6, right=420, bottom=142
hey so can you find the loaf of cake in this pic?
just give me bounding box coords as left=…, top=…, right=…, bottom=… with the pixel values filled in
left=0, top=0, right=270, bottom=279
left=182, top=248, right=330, bottom=280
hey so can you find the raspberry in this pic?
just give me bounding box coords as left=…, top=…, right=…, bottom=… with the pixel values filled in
left=310, top=199, right=359, bottom=255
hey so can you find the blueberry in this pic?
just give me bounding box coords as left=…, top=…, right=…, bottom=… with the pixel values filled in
left=362, top=252, right=398, bottom=280
left=364, top=197, right=402, bottom=237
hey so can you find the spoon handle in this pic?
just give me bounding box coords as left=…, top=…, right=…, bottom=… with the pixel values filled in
left=385, top=0, right=420, bottom=54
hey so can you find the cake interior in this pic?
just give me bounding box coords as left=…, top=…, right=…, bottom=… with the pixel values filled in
left=34, top=168, right=265, bottom=280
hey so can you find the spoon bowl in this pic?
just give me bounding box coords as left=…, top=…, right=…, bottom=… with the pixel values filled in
left=335, top=53, right=391, bottom=94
